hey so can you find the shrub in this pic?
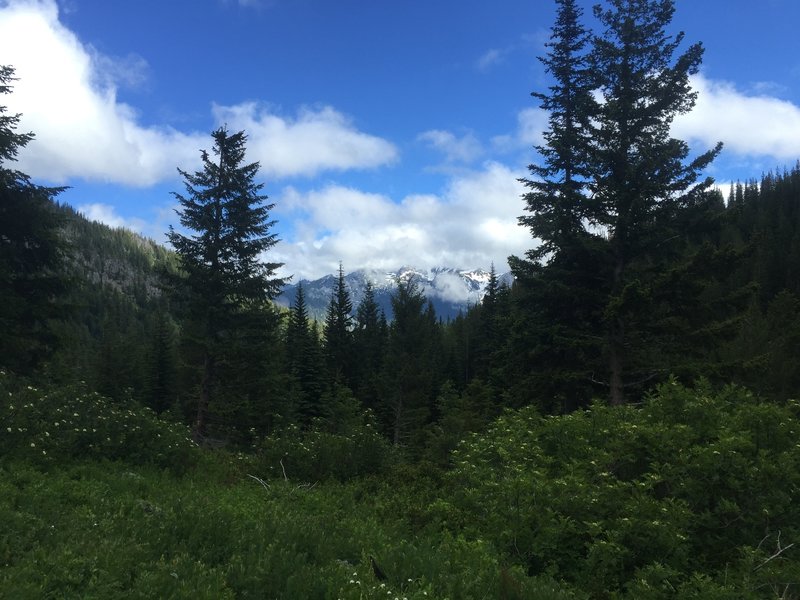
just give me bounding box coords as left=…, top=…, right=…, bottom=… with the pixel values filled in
left=258, top=418, right=393, bottom=483
left=256, top=386, right=394, bottom=482
left=437, top=380, right=800, bottom=596
left=0, top=370, right=198, bottom=473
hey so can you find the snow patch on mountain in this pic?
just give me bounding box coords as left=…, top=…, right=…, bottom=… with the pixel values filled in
left=276, top=266, right=512, bottom=320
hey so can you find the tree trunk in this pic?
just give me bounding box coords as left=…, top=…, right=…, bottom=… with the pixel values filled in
left=608, top=331, right=625, bottom=406
left=609, top=249, right=626, bottom=405
left=194, top=351, right=214, bottom=437
left=393, top=394, right=403, bottom=446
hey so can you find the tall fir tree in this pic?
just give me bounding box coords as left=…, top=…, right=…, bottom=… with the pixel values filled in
left=513, top=0, right=722, bottom=406
left=0, top=65, right=67, bottom=374
left=145, top=308, right=178, bottom=414
left=519, top=0, right=595, bottom=259
left=380, top=280, right=442, bottom=447
left=167, top=127, right=286, bottom=436
left=509, top=0, right=608, bottom=409
left=323, top=263, right=354, bottom=386
left=589, top=0, right=721, bottom=403
left=285, top=283, right=325, bottom=424
left=352, top=280, right=386, bottom=411
left=474, top=264, right=505, bottom=380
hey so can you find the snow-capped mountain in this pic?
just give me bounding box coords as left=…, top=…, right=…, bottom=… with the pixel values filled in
left=276, top=266, right=513, bottom=321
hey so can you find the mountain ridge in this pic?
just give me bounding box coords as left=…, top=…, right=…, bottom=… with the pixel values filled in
left=276, top=266, right=513, bottom=321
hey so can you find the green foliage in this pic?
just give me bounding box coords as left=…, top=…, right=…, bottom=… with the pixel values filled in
left=380, top=280, right=444, bottom=448
left=285, top=282, right=327, bottom=424
left=424, top=379, right=498, bottom=467
left=351, top=280, right=388, bottom=413
left=512, top=0, right=728, bottom=405
left=0, top=65, right=67, bottom=374
left=437, top=380, right=800, bottom=596
left=7, top=5, right=800, bottom=595
left=323, top=262, right=354, bottom=386
left=258, top=387, right=394, bottom=481
left=0, top=371, right=198, bottom=473
left=167, top=126, right=286, bottom=436
left=0, top=447, right=580, bottom=599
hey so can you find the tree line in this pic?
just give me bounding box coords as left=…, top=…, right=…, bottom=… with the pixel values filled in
left=3, top=0, right=800, bottom=456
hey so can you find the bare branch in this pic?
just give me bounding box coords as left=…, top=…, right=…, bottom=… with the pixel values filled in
left=247, top=473, right=270, bottom=491
left=754, top=531, right=795, bottom=572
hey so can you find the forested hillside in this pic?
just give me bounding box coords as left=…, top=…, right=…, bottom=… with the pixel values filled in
left=3, top=1, right=800, bottom=597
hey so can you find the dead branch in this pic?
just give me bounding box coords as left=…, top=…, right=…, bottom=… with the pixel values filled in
left=754, top=531, right=795, bottom=572
left=247, top=474, right=270, bottom=491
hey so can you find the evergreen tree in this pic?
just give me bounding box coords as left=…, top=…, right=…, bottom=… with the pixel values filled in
left=352, top=280, right=386, bottom=412
left=590, top=0, right=722, bottom=403
left=145, top=308, right=178, bottom=414
left=323, top=263, right=354, bottom=386
left=285, top=283, right=325, bottom=424
left=519, top=0, right=595, bottom=259
left=167, top=127, right=286, bottom=436
left=286, top=282, right=310, bottom=377
left=0, top=65, right=67, bottom=374
left=475, top=264, right=506, bottom=380
left=215, top=303, right=284, bottom=439
left=380, top=280, right=442, bottom=447
left=509, top=0, right=609, bottom=409
left=93, top=296, right=146, bottom=402
left=513, top=0, right=722, bottom=405
left=441, top=310, right=477, bottom=389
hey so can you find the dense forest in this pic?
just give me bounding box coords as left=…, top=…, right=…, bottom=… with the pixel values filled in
left=3, top=0, right=800, bottom=597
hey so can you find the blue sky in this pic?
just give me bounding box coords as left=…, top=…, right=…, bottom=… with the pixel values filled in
left=2, top=0, right=800, bottom=279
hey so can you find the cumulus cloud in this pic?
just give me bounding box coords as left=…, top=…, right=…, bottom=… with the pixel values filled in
left=272, top=162, right=530, bottom=280
left=0, top=0, right=206, bottom=185
left=0, top=0, right=397, bottom=186
left=418, top=129, right=483, bottom=164
left=674, top=74, right=800, bottom=160
left=493, top=74, right=800, bottom=168
left=492, top=107, right=548, bottom=152
left=215, top=103, right=398, bottom=178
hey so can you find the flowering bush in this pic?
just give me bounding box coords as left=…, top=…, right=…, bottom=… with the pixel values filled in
left=436, top=379, right=800, bottom=596
left=0, top=371, right=197, bottom=472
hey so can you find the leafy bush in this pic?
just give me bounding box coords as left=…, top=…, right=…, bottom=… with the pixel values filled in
left=257, top=388, right=394, bottom=481
left=0, top=457, right=580, bottom=599
left=0, top=370, right=198, bottom=472
left=437, top=380, right=800, bottom=597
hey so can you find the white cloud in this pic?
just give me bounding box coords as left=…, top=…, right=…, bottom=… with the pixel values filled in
left=492, top=107, right=548, bottom=152
left=418, top=129, right=482, bottom=164
left=272, top=162, right=531, bottom=280
left=493, top=74, right=800, bottom=169
left=476, top=48, right=505, bottom=71
left=223, top=0, right=271, bottom=8
left=77, top=202, right=145, bottom=231
left=0, top=0, right=397, bottom=186
left=76, top=200, right=178, bottom=242
left=90, top=51, right=150, bottom=91
left=0, top=0, right=206, bottom=185
left=214, top=103, right=398, bottom=178
left=674, top=74, right=800, bottom=160
left=430, top=270, right=479, bottom=304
